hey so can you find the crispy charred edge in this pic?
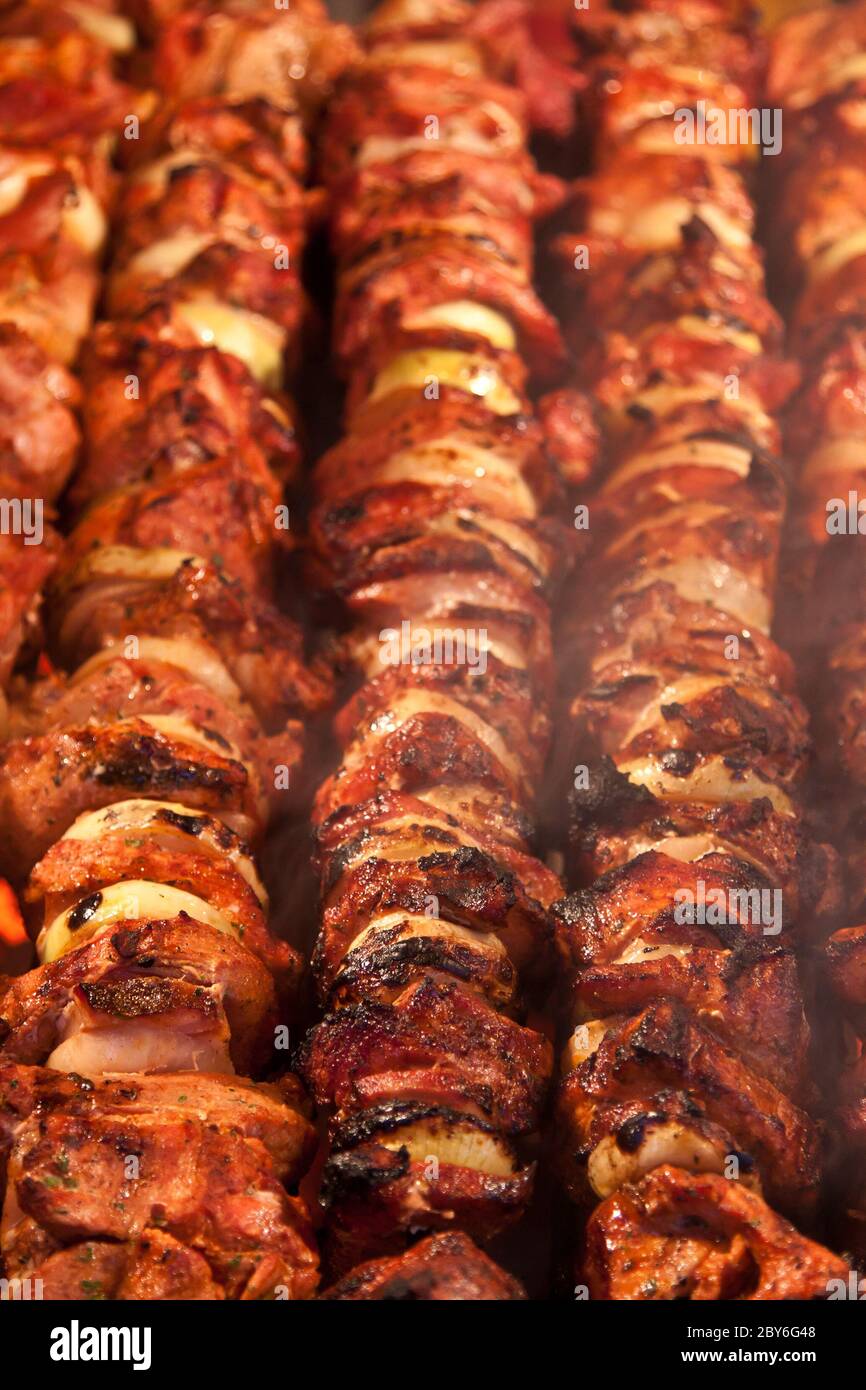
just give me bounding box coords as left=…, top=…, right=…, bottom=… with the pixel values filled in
left=87, top=726, right=246, bottom=798
left=327, top=922, right=518, bottom=1010
left=319, top=1230, right=526, bottom=1300
left=300, top=975, right=552, bottom=1133
left=24, top=828, right=301, bottom=999
left=554, top=848, right=782, bottom=965
left=563, top=754, right=840, bottom=928
left=316, top=837, right=555, bottom=989
left=318, top=1101, right=533, bottom=1276
left=316, top=707, right=529, bottom=812
left=316, top=796, right=540, bottom=874
left=0, top=719, right=263, bottom=881
left=573, top=659, right=809, bottom=778
left=327, top=1098, right=511, bottom=1155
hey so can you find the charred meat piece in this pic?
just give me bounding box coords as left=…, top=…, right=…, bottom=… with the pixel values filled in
left=0, top=323, right=80, bottom=503
left=150, top=0, right=360, bottom=118
left=76, top=326, right=300, bottom=507
left=556, top=1000, right=821, bottom=1218
left=321, top=1230, right=525, bottom=1300
left=0, top=913, right=279, bottom=1075
left=302, top=975, right=552, bottom=1132
left=584, top=1165, right=847, bottom=1301
left=0, top=1060, right=317, bottom=1299
left=0, top=525, right=59, bottom=690
left=48, top=552, right=330, bottom=732
left=321, top=1100, right=534, bottom=1276
left=0, top=717, right=264, bottom=875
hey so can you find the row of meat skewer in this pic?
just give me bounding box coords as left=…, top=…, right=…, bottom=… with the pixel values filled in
left=767, top=0, right=866, bottom=1270
left=0, top=0, right=863, bottom=1299
left=0, top=0, right=343, bottom=1300
left=543, top=0, right=852, bottom=1298
left=300, top=0, right=574, bottom=1282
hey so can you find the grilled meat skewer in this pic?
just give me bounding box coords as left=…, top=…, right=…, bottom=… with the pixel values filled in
left=0, top=0, right=358, bottom=1300
left=548, top=0, right=845, bottom=1298
left=0, top=1, right=142, bottom=695
left=298, top=0, right=574, bottom=1280
left=769, top=0, right=866, bottom=1266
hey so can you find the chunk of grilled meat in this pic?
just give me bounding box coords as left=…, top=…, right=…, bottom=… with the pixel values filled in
left=0, top=323, right=80, bottom=504
left=564, top=754, right=840, bottom=932
left=314, top=790, right=558, bottom=995
left=0, top=716, right=265, bottom=874
left=570, top=0, right=764, bottom=164
left=0, top=180, right=99, bottom=367
left=360, top=0, right=581, bottom=138
left=584, top=1166, right=848, bottom=1301
left=75, top=325, right=300, bottom=508
left=149, top=0, right=360, bottom=119
left=0, top=4, right=140, bottom=151
left=7, top=652, right=297, bottom=807
left=302, top=975, right=552, bottom=1134
left=24, top=803, right=300, bottom=998
left=0, top=527, right=59, bottom=693
left=0, top=5, right=140, bottom=365
left=0, top=1061, right=318, bottom=1299
left=555, top=851, right=812, bottom=1099
left=556, top=1000, right=820, bottom=1219
left=0, top=913, right=278, bottom=1075
left=109, top=97, right=307, bottom=256
left=119, top=90, right=308, bottom=185
left=47, top=552, right=330, bottom=733
left=310, top=392, right=560, bottom=522
left=320, top=1100, right=534, bottom=1278
left=0, top=1059, right=313, bottom=1183
left=321, top=1230, right=525, bottom=1300
left=58, top=455, right=284, bottom=601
